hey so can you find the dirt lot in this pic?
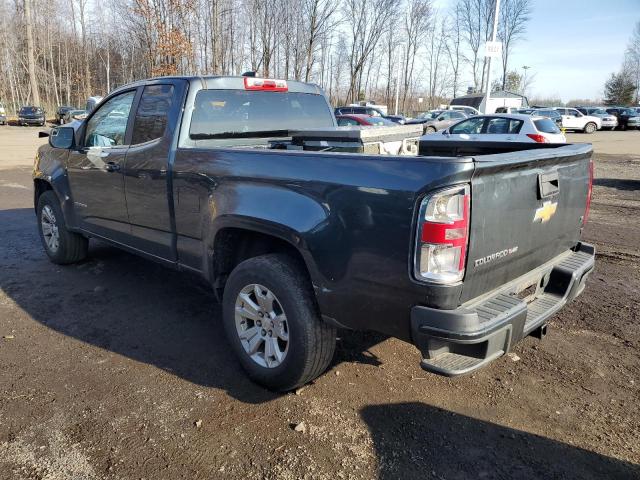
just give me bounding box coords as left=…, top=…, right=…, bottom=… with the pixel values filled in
left=0, top=126, right=638, bottom=479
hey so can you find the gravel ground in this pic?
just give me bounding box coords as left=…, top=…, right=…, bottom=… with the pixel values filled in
left=0, top=126, right=638, bottom=479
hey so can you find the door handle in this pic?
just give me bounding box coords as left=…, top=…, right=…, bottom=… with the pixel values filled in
left=105, top=162, right=121, bottom=172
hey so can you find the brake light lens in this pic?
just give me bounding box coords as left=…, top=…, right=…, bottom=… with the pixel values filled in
left=243, top=77, right=288, bottom=92
left=526, top=133, right=549, bottom=143
left=583, top=158, right=594, bottom=226
left=415, top=185, right=470, bottom=284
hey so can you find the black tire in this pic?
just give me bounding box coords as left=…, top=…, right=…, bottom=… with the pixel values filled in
left=425, top=126, right=436, bottom=134
left=37, top=190, right=88, bottom=264
left=222, top=254, right=336, bottom=391
left=583, top=122, right=597, bottom=134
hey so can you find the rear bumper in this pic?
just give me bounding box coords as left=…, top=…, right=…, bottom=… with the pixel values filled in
left=411, top=242, right=595, bottom=376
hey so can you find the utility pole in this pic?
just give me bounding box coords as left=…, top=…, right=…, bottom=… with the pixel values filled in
left=394, top=45, right=404, bottom=115
left=484, top=0, right=501, bottom=113
left=521, top=65, right=531, bottom=96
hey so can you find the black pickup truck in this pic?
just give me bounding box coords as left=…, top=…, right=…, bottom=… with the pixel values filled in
left=33, top=75, right=595, bottom=391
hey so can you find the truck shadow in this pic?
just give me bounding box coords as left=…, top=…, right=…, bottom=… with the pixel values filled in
left=0, top=207, right=384, bottom=404
left=360, top=402, right=639, bottom=480
left=593, top=178, right=640, bottom=191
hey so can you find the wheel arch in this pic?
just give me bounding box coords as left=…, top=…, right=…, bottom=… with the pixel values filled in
left=210, top=224, right=317, bottom=301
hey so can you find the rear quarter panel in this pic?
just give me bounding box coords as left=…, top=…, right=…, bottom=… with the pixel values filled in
left=172, top=148, right=474, bottom=340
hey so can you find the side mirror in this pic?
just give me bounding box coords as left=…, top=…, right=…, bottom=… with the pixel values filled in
left=49, top=127, right=75, bottom=149
left=442, top=130, right=449, bottom=136
left=437, top=116, right=445, bottom=121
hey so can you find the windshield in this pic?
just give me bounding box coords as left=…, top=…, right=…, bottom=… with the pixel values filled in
left=589, top=108, right=607, bottom=115
left=189, top=90, right=334, bottom=139
left=417, top=111, right=440, bottom=120
left=20, top=107, right=42, bottom=114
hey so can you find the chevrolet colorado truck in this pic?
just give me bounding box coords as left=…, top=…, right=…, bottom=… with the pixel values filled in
left=33, top=75, right=595, bottom=391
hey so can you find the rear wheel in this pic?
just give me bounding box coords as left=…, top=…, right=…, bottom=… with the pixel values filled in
left=222, top=254, right=336, bottom=391
left=37, top=190, right=88, bottom=264
left=583, top=122, right=597, bottom=134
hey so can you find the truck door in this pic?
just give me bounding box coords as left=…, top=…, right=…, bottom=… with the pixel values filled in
left=123, top=80, right=186, bottom=260
left=66, top=89, right=138, bottom=243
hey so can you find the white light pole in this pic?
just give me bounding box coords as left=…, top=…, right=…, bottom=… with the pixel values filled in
left=484, top=0, right=501, bottom=113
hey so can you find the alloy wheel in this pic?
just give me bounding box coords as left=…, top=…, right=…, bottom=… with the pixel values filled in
left=234, top=284, right=289, bottom=368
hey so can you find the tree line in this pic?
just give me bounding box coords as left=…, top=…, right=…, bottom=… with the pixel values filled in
left=0, top=0, right=533, bottom=115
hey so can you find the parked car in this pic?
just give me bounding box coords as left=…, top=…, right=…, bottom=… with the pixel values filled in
left=61, top=109, right=87, bottom=124
left=0, top=102, right=7, bottom=125
left=525, top=108, right=563, bottom=128
left=495, top=106, right=521, bottom=114
left=86, top=96, right=103, bottom=113
left=553, top=107, right=601, bottom=133
left=405, top=110, right=442, bottom=126
left=335, top=114, right=397, bottom=127
left=407, top=110, right=467, bottom=134
left=424, top=114, right=566, bottom=144
left=575, top=107, right=618, bottom=130
left=55, top=106, right=75, bottom=125
left=334, top=106, right=405, bottom=124
left=605, top=107, right=640, bottom=130
left=35, top=75, right=594, bottom=391
left=446, top=105, right=480, bottom=116
left=18, top=106, right=46, bottom=126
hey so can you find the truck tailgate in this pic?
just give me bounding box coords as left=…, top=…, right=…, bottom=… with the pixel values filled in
left=461, top=144, right=593, bottom=303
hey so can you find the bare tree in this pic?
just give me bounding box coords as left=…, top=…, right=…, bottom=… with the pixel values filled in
left=444, top=4, right=465, bottom=98
left=401, top=0, right=432, bottom=111
left=624, top=21, right=640, bottom=104
left=344, top=0, right=397, bottom=101
left=498, top=0, right=531, bottom=90
left=24, top=0, right=40, bottom=105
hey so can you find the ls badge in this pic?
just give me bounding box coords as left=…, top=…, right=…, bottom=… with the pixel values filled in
left=534, top=201, right=557, bottom=223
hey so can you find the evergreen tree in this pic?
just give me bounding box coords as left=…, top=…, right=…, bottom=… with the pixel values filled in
left=604, top=72, right=636, bottom=105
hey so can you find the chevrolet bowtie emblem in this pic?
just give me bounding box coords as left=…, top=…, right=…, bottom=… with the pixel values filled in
left=534, top=201, right=558, bottom=223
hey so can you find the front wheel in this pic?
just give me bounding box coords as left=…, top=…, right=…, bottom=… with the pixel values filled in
left=222, top=254, right=336, bottom=391
left=37, top=190, right=88, bottom=264
left=583, top=122, right=597, bottom=134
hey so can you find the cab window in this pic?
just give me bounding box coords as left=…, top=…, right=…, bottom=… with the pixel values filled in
left=132, top=85, right=175, bottom=144
left=85, top=91, right=136, bottom=147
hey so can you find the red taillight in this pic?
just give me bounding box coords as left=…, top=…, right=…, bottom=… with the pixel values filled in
left=583, top=158, right=594, bottom=226
left=415, top=185, right=470, bottom=284
left=526, top=133, right=549, bottom=143
left=243, top=77, right=288, bottom=92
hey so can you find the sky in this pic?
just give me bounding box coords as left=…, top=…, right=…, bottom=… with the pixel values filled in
left=434, top=0, right=640, bottom=102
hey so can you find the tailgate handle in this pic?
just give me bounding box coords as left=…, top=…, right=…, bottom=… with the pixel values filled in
left=538, top=172, right=559, bottom=198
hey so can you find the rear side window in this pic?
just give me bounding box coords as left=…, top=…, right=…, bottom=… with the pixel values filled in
left=485, top=117, right=523, bottom=134
left=450, top=117, right=485, bottom=134
left=534, top=118, right=560, bottom=134
left=189, top=90, right=335, bottom=139
left=132, top=85, right=175, bottom=144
